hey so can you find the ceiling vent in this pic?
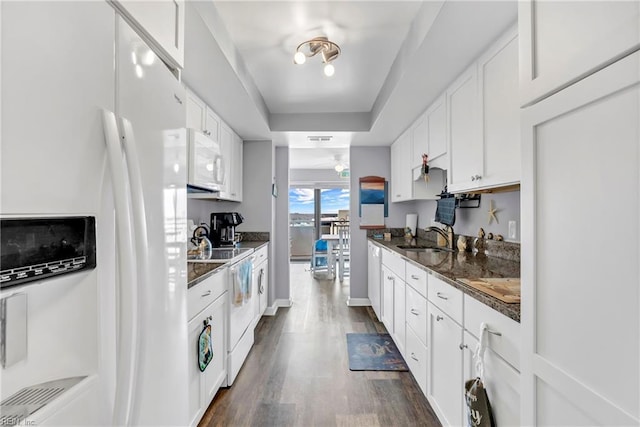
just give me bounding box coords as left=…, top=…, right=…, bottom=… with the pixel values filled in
left=307, top=136, right=333, bottom=142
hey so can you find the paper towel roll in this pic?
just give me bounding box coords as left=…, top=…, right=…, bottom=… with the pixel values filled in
left=406, top=213, right=418, bottom=237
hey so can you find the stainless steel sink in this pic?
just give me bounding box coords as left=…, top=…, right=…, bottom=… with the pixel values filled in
left=188, top=247, right=253, bottom=263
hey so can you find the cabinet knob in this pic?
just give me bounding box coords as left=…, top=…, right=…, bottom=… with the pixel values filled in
left=436, top=315, right=444, bottom=321
left=471, top=176, right=475, bottom=181
left=459, top=343, right=468, bottom=350
left=387, top=276, right=394, bottom=281
left=411, top=275, right=420, bottom=280
left=410, top=353, right=419, bottom=362
left=436, top=292, right=448, bottom=300
left=174, top=94, right=183, bottom=105
left=201, top=290, right=212, bottom=297
left=396, top=194, right=401, bottom=197
left=475, top=175, right=482, bottom=180
left=410, top=308, right=420, bottom=316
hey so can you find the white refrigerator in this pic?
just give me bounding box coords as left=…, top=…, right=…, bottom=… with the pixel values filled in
left=1, top=2, right=189, bottom=425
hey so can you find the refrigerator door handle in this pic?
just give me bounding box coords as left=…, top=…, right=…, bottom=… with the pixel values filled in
left=102, top=109, right=139, bottom=427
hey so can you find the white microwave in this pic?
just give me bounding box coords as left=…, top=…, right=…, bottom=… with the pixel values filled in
left=187, top=129, right=225, bottom=193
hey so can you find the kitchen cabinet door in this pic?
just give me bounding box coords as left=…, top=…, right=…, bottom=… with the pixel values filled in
left=218, top=126, right=243, bottom=201
left=367, top=242, right=382, bottom=321
left=204, top=108, right=220, bottom=142
left=477, top=28, right=520, bottom=190
left=425, top=95, right=447, bottom=170
left=258, top=259, right=268, bottom=316
left=393, top=278, right=406, bottom=356
left=519, top=0, right=640, bottom=107
left=186, top=89, right=206, bottom=131
left=462, top=331, right=520, bottom=427
left=521, top=50, right=640, bottom=425
left=381, top=265, right=395, bottom=334
left=390, top=130, right=412, bottom=202
left=428, top=303, right=463, bottom=427
left=187, top=293, right=227, bottom=427
left=447, top=64, right=481, bottom=192
left=410, top=112, right=428, bottom=169
left=111, top=0, right=185, bottom=69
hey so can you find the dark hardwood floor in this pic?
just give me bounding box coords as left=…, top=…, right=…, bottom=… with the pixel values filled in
left=199, top=262, right=441, bottom=427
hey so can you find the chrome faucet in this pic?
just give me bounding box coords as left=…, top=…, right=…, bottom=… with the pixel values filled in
left=425, top=225, right=455, bottom=251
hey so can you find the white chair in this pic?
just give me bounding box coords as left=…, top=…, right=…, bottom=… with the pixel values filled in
left=336, top=224, right=350, bottom=281
left=310, top=239, right=334, bottom=279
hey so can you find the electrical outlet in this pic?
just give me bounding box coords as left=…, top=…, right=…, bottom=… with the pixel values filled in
left=508, top=220, right=517, bottom=240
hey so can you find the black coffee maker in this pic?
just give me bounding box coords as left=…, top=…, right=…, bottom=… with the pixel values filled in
left=210, top=212, right=244, bottom=247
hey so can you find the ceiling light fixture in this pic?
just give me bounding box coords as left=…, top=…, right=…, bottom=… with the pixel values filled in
left=334, top=163, right=345, bottom=173
left=334, top=154, right=347, bottom=173
left=293, top=36, right=341, bottom=77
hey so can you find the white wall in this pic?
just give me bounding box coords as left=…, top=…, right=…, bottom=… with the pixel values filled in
left=289, top=168, right=349, bottom=188
left=273, top=147, right=290, bottom=304
left=414, top=190, right=521, bottom=242
left=349, top=146, right=418, bottom=300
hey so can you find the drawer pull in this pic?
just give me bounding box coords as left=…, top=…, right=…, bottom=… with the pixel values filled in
left=459, top=343, right=468, bottom=350
left=410, top=309, right=420, bottom=316
left=436, top=315, right=444, bottom=321
left=387, top=276, right=394, bottom=281
left=201, top=290, right=212, bottom=297
left=436, top=292, right=448, bottom=300
left=411, top=274, right=420, bottom=280
left=487, top=329, right=502, bottom=337
left=410, top=353, right=419, bottom=362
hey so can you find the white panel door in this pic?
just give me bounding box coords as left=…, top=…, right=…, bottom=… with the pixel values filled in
left=519, top=0, right=640, bottom=106
left=411, top=113, right=428, bottom=169
left=521, top=51, right=640, bottom=425
left=204, top=108, right=220, bottom=142
left=393, top=278, right=406, bottom=356
left=186, top=89, right=206, bottom=131
left=391, top=130, right=412, bottom=202
left=367, top=242, right=382, bottom=321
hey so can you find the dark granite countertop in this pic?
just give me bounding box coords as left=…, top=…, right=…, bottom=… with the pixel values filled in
left=369, top=237, right=520, bottom=322
left=187, top=240, right=269, bottom=288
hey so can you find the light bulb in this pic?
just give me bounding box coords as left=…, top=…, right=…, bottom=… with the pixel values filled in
left=335, top=164, right=344, bottom=172
left=324, top=63, right=335, bottom=77
left=294, top=51, right=306, bottom=65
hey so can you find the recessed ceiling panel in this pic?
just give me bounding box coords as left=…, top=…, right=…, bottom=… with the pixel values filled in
left=213, top=1, right=423, bottom=114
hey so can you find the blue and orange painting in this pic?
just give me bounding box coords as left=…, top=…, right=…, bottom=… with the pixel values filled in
left=360, top=181, right=385, bottom=204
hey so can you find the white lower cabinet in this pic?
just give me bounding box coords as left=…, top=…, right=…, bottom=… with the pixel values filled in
left=427, top=302, right=463, bottom=427
left=187, top=291, right=227, bottom=427
left=405, top=324, right=427, bottom=396
left=381, top=265, right=396, bottom=334
left=393, top=278, right=406, bottom=356
left=462, top=331, right=520, bottom=427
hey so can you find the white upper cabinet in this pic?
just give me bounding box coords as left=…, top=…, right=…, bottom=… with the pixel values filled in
left=477, top=28, right=520, bottom=189
left=425, top=95, right=448, bottom=170
left=410, top=113, right=428, bottom=169
left=448, top=26, right=520, bottom=193
left=111, top=0, right=185, bottom=70
left=218, top=124, right=243, bottom=202
left=519, top=0, right=640, bottom=107
left=447, top=63, right=481, bottom=192
left=391, top=130, right=412, bottom=202
left=186, top=89, right=220, bottom=140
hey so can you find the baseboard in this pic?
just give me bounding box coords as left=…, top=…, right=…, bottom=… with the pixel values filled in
left=346, top=297, right=371, bottom=307
left=264, top=298, right=293, bottom=316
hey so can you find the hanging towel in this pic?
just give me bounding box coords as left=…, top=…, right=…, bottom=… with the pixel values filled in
left=233, top=257, right=253, bottom=306
left=435, top=195, right=456, bottom=226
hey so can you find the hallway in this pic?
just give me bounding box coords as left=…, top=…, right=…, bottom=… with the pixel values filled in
left=199, top=262, right=440, bottom=426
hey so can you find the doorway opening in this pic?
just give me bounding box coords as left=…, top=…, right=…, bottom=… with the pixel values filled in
left=289, top=187, right=350, bottom=262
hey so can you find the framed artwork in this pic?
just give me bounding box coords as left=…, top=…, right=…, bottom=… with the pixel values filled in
left=358, top=176, right=387, bottom=229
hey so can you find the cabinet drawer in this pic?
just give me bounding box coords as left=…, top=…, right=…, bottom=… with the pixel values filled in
left=382, top=248, right=405, bottom=281
left=405, top=261, right=428, bottom=298
left=188, top=268, right=226, bottom=321
left=406, top=285, right=427, bottom=345
left=464, top=295, right=520, bottom=370
left=253, top=244, right=268, bottom=264
left=427, top=274, right=463, bottom=325
left=406, top=325, right=427, bottom=396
